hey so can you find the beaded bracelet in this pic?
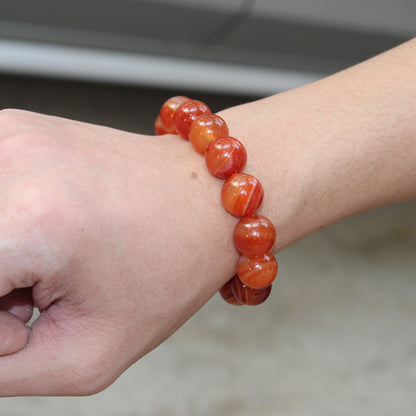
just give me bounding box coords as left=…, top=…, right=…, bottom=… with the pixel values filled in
left=155, top=96, right=278, bottom=306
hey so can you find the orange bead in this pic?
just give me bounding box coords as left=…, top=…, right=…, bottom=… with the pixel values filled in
left=233, top=215, right=276, bottom=255
left=219, top=279, right=243, bottom=305
left=174, top=100, right=211, bottom=140
left=205, top=137, right=247, bottom=178
left=231, top=275, right=272, bottom=305
left=237, top=252, right=278, bottom=289
left=160, top=96, right=190, bottom=133
left=188, top=114, right=229, bottom=154
left=154, top=115, right=169, bottom=135
left=221, top=173, right=263, bottom=216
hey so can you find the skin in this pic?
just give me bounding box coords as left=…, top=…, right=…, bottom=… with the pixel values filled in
left=0, top=38, right=415, bottom=396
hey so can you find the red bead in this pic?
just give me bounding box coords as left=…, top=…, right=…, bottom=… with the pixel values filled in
left=231, top=275, right=272, bottom=305
left=233, top=215, right=276, bottom=255
left=205, top=137, right=247, bottom=178
left=174, top=100, right=211, bottom=140
left=160, top=96, right=190, bottom=133
left=154, top=115, right=169, bottom=135
left=237, top=252, right=278, bottom=289
left=188, top=114, right=229, bottom=154
left=221, top=173, right=263, bottom=216
left=219, top=279, right=243, bottom=305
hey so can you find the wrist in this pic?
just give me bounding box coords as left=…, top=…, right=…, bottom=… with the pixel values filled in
left=155, top=97, right=281, bottom=305
left=217, top=97, right=308, bottom=252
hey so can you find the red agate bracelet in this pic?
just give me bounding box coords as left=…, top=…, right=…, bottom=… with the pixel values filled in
left=155, top=96, right=278, bottom=306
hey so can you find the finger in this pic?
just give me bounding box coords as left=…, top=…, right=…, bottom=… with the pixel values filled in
left=0, top=308, right=116, bottom=396
left=0, top=288, right=34, bottom=323
left=0, top=311, right=30, bottom=356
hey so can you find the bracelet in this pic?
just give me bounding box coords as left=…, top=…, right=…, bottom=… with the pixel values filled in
left=155, top=96, right=278, bottom=306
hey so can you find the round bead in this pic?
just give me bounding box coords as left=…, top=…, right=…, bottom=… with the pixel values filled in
left=205, top=137, right=247, bottom=178
left=219, top=279, right=243, bottom=305
left=233, top=215, right=276, bottom=255
left=237, top=252, right=278, bottom=289
left=154, top=115, right=169, bottom=135
left=221, top=173, right=263, bottom=216
left=231, top=275, right=272, bottom=305
left=160, top=96, right=190, bottom=133
left=174, top=100, right=211, bottom=140
left=188, top=114, right=229, bottom=154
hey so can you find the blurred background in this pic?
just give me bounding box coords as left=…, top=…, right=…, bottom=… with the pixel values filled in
left=0, top=1, right=415, bottom=415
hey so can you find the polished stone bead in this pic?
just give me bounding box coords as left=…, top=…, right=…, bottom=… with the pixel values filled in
left=233, top=215, right=276, bottom=255
left=219, top=278, right=243, bottom=305
left=174, top=100, right=211, bottom=140
left=205, top=136, right=247, bottom=179
left=154, top=115, right=169, bottom=135
left=231, top=275, right=272, bottom=305
left=188, top=114, right=229, bottom=154
left=160, top=96, right=190, bottom=133
left=237, top=252, right=278, bottom=289
left=221, top=173, right=263, bottom=216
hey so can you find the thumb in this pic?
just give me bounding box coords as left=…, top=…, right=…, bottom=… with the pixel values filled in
left=0, top=288, right=34, bottom=354
left=0, top=312, right=30, bottom=356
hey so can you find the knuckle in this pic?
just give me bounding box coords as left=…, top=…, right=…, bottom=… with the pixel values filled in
left=0, top=108, right=31, bottom=129
left=0, top=108, right=22, bottom=119
left=0, top=108, right=54, bottom=145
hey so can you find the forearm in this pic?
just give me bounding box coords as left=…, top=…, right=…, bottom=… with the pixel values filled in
left=219, top=38, right=416, bottom=251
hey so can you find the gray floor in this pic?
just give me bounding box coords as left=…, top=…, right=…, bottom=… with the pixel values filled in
left=0, top=75, right=415, bottom=415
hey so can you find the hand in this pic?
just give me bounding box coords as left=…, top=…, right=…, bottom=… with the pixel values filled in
left=0, top=109, right=237, bottom=396
left=1, top=39, right=414, bottom=398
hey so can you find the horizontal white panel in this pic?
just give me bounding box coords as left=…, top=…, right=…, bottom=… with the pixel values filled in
left=0, top=39, right=325, bottom=95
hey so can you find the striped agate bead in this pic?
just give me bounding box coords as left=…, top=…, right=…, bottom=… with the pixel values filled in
left=221, top=173, right=263, bottom=217
left=205, top=136, right=247, bottom=179
left=237, top=252, right=278, bottom=289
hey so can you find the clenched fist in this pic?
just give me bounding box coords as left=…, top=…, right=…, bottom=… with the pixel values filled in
left=0, top=109, right=237, bottom=396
